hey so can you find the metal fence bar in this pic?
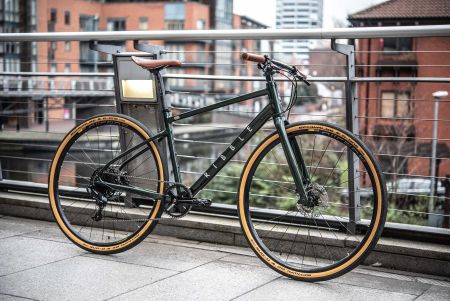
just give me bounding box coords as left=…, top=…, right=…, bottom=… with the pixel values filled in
left=1, top=72, right=450, bottom=83
left=1, top=25, right=449, bottom=42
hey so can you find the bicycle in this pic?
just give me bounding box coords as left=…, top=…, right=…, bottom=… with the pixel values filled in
left=48, top=52, right=387, bottom=282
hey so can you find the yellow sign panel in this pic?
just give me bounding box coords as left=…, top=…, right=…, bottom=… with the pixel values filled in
left=121, top=80, right=154, bottom=99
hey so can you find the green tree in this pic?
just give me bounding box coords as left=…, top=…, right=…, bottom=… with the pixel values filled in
left=296, top=82, right=319, bottom=104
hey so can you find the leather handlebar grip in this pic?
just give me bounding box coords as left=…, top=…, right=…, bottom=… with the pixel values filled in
left=242, top=52, right=266, bottom=63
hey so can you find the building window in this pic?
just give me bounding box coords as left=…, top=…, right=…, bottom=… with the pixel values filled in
left=50, top=8, right=57, bottom=23
left=381, top=91, right=410, bottom=118
left=80, top=15, right=98, bottom=32
left=166, top=21, right=184, bottom=30
left=196, top=19, right=205, bottom=30
left=64, top=41, right=71, bottom=52
left=164, top=44, right=185, bottom=61
left=64, top=63, right=71, bottom=73
left=64, top=11, right=70, bottom=25
left=165, top=3, right=185, bottom=30
left=50, top=63, right=57, bottom=73
left=168, top=68, right=184, bottom=87
left=107, top=18, right=126, bottom=31
left=138, top=17, right=148, bottom=30
left=382, top=37, right=412, bottom=51
left=165, top=3, right=185, bottom=20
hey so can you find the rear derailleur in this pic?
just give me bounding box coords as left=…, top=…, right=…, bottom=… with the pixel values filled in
left=87, top=167, right=130, bottom=222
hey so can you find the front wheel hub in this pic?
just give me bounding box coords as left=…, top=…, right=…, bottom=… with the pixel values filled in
left=297, top=183, right=329, bottom=212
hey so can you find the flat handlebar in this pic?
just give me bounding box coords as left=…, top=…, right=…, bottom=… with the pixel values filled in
left=241, top=52, right=266, bottom=63
left=241, top=52, right=309, bottom=85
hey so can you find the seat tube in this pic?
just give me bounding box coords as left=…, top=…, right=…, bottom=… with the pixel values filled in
left=266, top=74, right=308, bottom=203
left=156, top=72, right=182, bottom=185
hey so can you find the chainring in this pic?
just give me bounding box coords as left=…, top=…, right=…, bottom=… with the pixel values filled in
left=164, top=183, right=193, bottom=218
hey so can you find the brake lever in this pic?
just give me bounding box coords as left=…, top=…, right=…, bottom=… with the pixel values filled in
left=299, top=76, right=311, bottom=86
left=290, top=66, right=310, bottom=86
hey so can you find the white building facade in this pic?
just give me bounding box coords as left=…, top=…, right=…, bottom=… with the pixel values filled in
left=276, top=0, right=323, bottom=64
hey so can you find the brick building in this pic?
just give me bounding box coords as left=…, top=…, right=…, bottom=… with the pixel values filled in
left=1, top=0, right=270, bottom=129
left=348, top=0, right=450, bottom=180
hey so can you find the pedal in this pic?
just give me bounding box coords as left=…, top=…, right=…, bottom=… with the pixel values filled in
left=192, top=198, right=212, bottom=208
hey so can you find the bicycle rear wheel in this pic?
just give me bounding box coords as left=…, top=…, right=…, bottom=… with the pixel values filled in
left=238, top=121, right=387, bottom=281
left=48, top=114, right=165, bottom=254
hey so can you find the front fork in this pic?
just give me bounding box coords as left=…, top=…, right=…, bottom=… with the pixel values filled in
left=267, top=76, right=310, bottom=205
left=273, top=117, right=310, bottom=205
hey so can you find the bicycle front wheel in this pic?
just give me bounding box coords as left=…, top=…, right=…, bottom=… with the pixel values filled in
left=48, top=114, right=165, bottom=254
left=238, top=121, right=387, bottom=281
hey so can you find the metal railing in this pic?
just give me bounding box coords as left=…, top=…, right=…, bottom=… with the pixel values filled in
left=1, top=25, right=450, bottom=241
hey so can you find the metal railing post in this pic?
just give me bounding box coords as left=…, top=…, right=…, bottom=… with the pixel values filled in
left=443, top=175, right=450, bottom=229
left=72, top=101, right=77, bottom=121
left=44, top=97, right=49, bottom=132
left=332, top=39, right=361, bottom=234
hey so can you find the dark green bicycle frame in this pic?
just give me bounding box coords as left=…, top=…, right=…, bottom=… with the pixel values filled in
left=97, top=72, right=310, bottom=204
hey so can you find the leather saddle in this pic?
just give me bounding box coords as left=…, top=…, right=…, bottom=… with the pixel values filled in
left=131, top=56, right=182, bottom=70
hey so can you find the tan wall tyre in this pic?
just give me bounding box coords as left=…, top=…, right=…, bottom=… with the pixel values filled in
left=48, top=114, right=165, bottom=254
left=238, top=121, right=387, bottom=281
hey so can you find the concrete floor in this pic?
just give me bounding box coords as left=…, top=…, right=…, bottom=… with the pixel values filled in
left=0, top=215, right=449, bottom=301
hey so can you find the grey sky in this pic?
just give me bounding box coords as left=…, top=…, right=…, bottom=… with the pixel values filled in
left=233, top=0, right=387, bottom=28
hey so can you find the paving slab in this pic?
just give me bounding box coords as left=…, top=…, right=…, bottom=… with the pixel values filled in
left=110, top=260, right=279, bottom=301
left=0, top=236, right=83, bottom=276
left=3, top=192, right=450, bottom=277
left=0, top=256, right=177, bottom=301
left=86, top=240, right=227, bottom=272
left=415, top=285, right=450, bottom=301
left=19, top=226, right=71, bottom=244
left=235, top=277, right=417, bottom=301
left=331, top=270, right=431, bottom=296
left=418, top=278, right=450, bottom=289
left=0, top=216, right=449, bottom=301
left=0, top=294, right=34, bottom=301
left=0, top=217, right=48, bottom=239
left=197, top=241, right=254, bottom=257
left=219, top=253, right=265, bottom=268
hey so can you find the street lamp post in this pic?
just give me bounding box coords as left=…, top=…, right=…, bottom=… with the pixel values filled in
left=429, top=91, right=448, bottom=220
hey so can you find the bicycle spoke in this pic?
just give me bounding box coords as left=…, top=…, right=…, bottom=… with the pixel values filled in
left=243, top=125, right=382, bottom=277
left=51, top=119, right=162, bottom=248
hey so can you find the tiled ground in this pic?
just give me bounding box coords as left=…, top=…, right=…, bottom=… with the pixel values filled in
left=0, top=216, right=449, bottom=301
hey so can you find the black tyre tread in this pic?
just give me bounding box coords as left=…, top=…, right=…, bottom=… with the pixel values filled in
left=238, top=121, right=387, bottom=282
left=48, top=113, right=166, bottom=255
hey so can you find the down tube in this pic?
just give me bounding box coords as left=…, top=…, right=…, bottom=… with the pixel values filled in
left=190, top=105, right=273, bottom=196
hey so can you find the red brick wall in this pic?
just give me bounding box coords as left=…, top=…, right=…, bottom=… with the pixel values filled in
left=36, top=1, right=211, bottom=68
left=357, top=37, right=450, bottom=178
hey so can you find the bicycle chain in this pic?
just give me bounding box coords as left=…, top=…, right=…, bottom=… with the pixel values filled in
left=100, top=170, right=176, bottom=186
left=85, top=170, right=186, bottom=224
left=96, top=217, right=161, bottom=223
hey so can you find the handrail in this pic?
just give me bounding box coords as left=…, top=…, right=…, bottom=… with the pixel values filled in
left=2, top=71, right=450, bottom=83
left=0, top=72, right=114, bottom=77
left=1, top=25, right=450, bottom=42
